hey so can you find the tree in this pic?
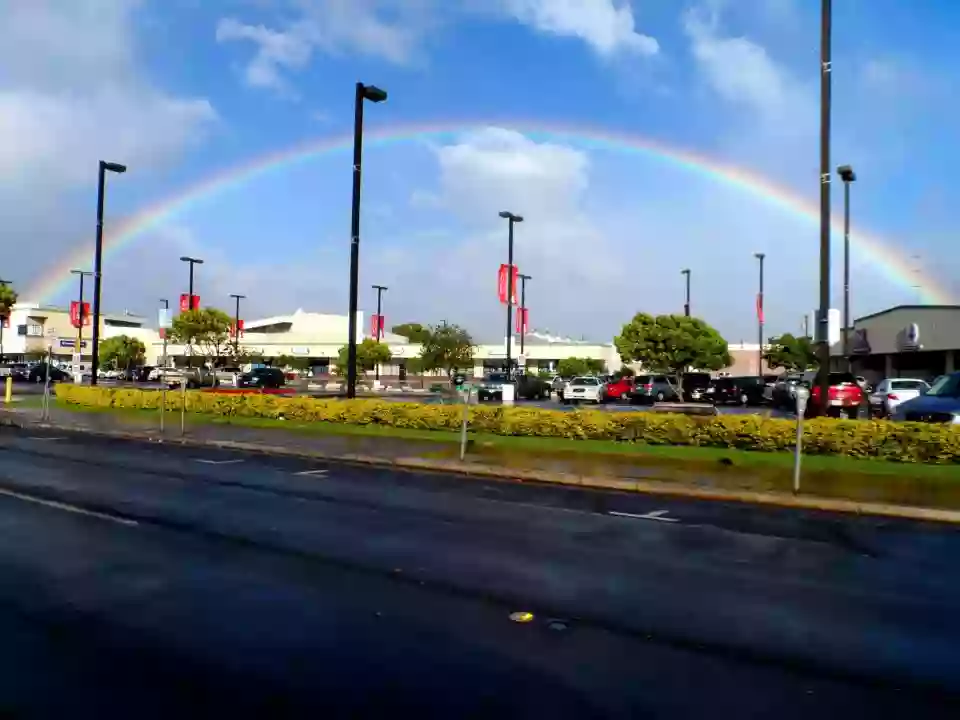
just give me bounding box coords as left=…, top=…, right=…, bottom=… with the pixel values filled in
left=0, top=283, right=16, bottom=318
left=391, top=322, right=430, bottom=343
left=419, top=323, right=474, bottom=377
left=169, top=308, right=233, bottom=367
left=99, top=335, right=146, bottom=370
left=763, top=333, right=818, bottom=372
left=556, top=357, right=589, bottom=377
left=335, top=339, right=392, bottom=376
left=404, top=356, right=426, bottom=388
left=614, top=313, right=732, bottom=398
left=274, top=354, right=311, bottom=371
left=614, top=366, right=635, bottom=378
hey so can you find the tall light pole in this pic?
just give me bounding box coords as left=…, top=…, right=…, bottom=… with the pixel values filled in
left=681, top=268, right=691, bottom=317
left=518, top=273, right=531, bottom=357
left=180, top=256, right=203, bottom=368
left=70, top=270, right=93, bottom=366
left=371, top=284, right=387, bottom=380
left=754, top=253, right=765, bottom=379
left=90, top=160, right=127, bottom=386
left=230, top=293, right=245, bottom=354
left=815, top=0, right=833, bottom=412
left=346, top=81, right=388, bottom=400
left=838, top=164, right=856, bottom=365
left=499, top=211, right=524, bottom=376
left=0, top=278, right=11, bottom=364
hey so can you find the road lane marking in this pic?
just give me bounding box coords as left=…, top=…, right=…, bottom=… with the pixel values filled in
left=0, top=487, right=138, bottom=526
left=609, top=509, right=679, bottom=523
left=27, top=437, right=64, bottom=442
left=295, top=469, right=328, bottom=477
left=194, top=459, right=244, bottom=465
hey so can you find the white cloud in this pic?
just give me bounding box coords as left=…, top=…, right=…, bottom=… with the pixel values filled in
left=0, top=0, right=216, bottom=291
left=499, top=0, right=659, bottom=56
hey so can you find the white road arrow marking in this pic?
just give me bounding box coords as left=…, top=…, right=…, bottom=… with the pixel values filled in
left=609, top=509, right=679, bottom=523
left=194, top=459, right=244, bottom=465
left=28, top=436, right=64, bottom=442
left=295, top=469, right=328, bottom=477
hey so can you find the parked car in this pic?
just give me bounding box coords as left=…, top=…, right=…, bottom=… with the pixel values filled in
left=167, top=367, right=216, bottom=389
left=629, top=374, right=680, bottom=404
left=710, top=376, right=767, bottom=406
left=238, top=367, right=286, bottom=389
left=868, top=378, right=929, bottom=418
left=603, top=375, right=635, bottom=402
left=552, top=375, right=568, bottom=398
left=810, top=372, right=865, bottom=418
left=28, top=363, right=70, bottom=384
left=682, top=372, right=713, bottom=402
left=891, top=372, right=960, bottom=424
left=561, top=376, right=605, bottom=404
left=0, top=363, right=29, bottom=381
left=477, top=372, right=551, bottom=401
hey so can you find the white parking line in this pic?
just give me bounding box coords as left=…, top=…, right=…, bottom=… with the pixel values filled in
left=609, top=509, right=679, bottom=523
left=194, top=459, right=244, bottom=465
left=27, top=437, right=64, bottom=442
left=0, top=487, right=138, bottom=526
left=295, top=469, right=328, bottom=477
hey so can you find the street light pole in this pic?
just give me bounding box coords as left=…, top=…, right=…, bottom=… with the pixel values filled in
left=180, top=256, right=203, bottom=368
left=815, top=0, right=833, bottom=413
left=0, top=278, right=10, bottom=364
left=838, top=165, right=856, bottom=366
left=499, top=211, right=524, bottom=377
left=372, top=284, right=387, bottom=381
left=681, top=269, right=691, bottom=316
left=754, top=253, right=765, bottom=380
left=90, top=160, right=127, bottom=386
left=71, top=270, right=92, bottom=369
left=518, top=274, right=531, bottom=356
left=347, top=81, right=388, bottom=400
left=229, top=293, right=245, bottom=354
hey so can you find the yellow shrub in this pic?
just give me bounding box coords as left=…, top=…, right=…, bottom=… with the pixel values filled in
left=53, top=386, right=960, bottom=463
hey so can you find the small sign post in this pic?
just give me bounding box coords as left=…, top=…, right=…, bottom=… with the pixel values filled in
left=793, top=386, right=811, bottom=494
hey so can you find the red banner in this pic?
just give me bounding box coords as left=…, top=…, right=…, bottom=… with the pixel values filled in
left=229, top=319, right=245, bottom=338
left=179, top=294, right=200, bottom=312
left=515, top=307, right=529, bottom=335
left=756, top=293, right=764, bottom=324
left=370, top=314, right=384, bottom=338
left=69, top=301, right=91, bottom=328
left=497, top=264, right=519, bottom=305
left=159, top=328, right=166, bottom=340
left=1, top=316, right=8, bottom=329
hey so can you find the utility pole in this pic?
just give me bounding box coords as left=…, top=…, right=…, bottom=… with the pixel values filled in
left=372, top=284, right=387, bottom=380
left=815, top=0, right=833, bottom=413
left=518, top=274, right=531, bottom=356
left=229, top=294, right=245, bottom=355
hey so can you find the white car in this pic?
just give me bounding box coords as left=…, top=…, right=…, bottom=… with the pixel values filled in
left=561, top=376, right=605, bottom=404
left=868, top=378, right=929, bottom=417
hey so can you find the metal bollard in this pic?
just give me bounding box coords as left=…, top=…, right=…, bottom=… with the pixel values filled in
left=4, top=376, right=11, bottom=404
left=793, top=386, right=810, bottom=494
left=459, top=386, right=473, bottom=461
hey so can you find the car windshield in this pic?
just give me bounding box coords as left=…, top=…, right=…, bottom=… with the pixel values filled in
left=828, top=373, right=858, bottom=385
left=485, top=373, right=509, bottom=383
left=926, top=373, right=960, bottom=397
left=891, top=380, right=928, bottom=391
left=571, top=377, right=598, bottom=385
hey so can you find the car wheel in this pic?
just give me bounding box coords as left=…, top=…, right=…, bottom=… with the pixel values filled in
left=655, top=391, right=665, bottom=402
left=740, top=393, right=749, bottom=406
left=620, top=392, right=628, bottom=401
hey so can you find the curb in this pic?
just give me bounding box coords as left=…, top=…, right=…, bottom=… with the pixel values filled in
left=7, top=417, right=960, bottom=525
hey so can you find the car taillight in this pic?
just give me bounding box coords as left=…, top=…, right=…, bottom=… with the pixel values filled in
left=643, top=383, right=652, bottom=390
left=887, top=393, right=898, bottom=401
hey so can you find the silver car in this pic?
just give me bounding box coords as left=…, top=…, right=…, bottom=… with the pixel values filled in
left=891, top=372, right=960, bottom=424
left=868, top=378, right=929, bottom=418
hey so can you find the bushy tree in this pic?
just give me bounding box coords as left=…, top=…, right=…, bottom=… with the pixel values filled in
left=614, top=313, right=731, bottom=397
left=274, top=354, right=311, bottom=371
left=404, top=356, right=426, bottom=387
left=0, top=283, right=17, bottom=318
left=335, top=339, right=392, bottom=376
left=391, top=322, right=430, bottom=343
left=419, top=323, right=474, bottom=377
left=763, top=333, right=818, bottom=372
left=556, top=357, right=605, bottom=377
left=99, top=335, right=146, bottom=370
left=170, top=308, right=233, bottom=367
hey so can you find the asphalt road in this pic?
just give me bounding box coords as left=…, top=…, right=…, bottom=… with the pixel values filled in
left=0, top=428, right=957, bottom=716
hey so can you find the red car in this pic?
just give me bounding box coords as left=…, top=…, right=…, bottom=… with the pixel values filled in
left=604, top=376, right=635, bottom=402
left=810, top=372, right=864, bottom=418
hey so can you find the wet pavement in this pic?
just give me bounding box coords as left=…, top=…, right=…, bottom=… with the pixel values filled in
left=0, top=426, right=957, bottom=716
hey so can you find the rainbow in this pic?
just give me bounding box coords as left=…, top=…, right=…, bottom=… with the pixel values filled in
left=25, top=121, right=950, bottom=304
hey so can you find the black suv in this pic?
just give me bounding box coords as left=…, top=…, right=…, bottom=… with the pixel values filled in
left=238, top=367, right=286, bottom=389
left=710, top=376, right=767, bottom=406
left=477, top=372, right=551, bottom=401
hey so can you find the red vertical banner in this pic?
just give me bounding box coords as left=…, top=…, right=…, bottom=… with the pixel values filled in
left=515, top=308, right=529, bottom=334
left=70, top=301, right=80, bottom=328
left=756, top=293, right=764, bottom=323
left=498, top=264, right=520, bottom=305
left=230, top=319, right=245, bottom=338
left=369, top=314, right=384, bottom=338
left=82, top=302, right=91, bottom=326
left=179, top=294, right=190, bottom=312
left=159, top=328, right=166, bottom=340
left=191, top=294, right=200, bottom=310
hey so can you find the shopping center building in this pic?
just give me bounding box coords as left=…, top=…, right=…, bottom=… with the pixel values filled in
left=834, top=305, right=960, bottom=383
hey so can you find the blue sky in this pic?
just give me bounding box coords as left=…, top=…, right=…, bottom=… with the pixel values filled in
left=2, top=0, right=958, bottom=342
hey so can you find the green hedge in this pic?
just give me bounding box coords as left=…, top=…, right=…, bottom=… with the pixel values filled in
left=54, top=385, right=960, bottom=464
